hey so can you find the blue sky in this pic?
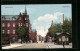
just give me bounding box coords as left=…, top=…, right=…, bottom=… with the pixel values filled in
left=1, top=4, right=72, bottom=37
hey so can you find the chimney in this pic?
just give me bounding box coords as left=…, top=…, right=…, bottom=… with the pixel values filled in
left=63, top=14, right=64, bottom=23
left=51, top=20, right=53, bottom=26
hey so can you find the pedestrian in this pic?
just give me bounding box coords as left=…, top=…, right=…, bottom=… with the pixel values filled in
left=62, top=41, right=65, bottom=48
left=41, top=40, right=42, bottom=43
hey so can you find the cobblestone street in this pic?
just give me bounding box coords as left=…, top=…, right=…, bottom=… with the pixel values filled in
left=2, top=42, right=72, bottom=49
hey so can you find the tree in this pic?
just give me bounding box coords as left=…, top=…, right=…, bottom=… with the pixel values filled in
left=17, top=26, right=27, bottom=44
left=62, top=18, right=72, bottom=37
left=48, top=23, right=62, bottom=37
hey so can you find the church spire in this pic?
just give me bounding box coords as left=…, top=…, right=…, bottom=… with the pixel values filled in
left=25, top=5, right=27, bottom=15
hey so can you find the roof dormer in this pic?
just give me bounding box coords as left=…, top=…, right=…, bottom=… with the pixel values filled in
left=12, top=16, right=16, bottom=20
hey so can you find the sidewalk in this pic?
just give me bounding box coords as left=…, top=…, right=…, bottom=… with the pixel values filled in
left=2, top=43, right=24, bottom=49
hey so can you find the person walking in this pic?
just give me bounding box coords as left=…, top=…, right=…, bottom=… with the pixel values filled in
left=62, top=41, right=65, bottom=48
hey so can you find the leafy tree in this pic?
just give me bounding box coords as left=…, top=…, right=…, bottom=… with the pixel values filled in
left=2, top=36, right=9, bottom=41
left=48, top=23, right=62, bottom=37
left=47, top=17, right=72, bottom=38
left=17, top=26, right=28, bottom=44
left=62, top=18, right=72, bottom=37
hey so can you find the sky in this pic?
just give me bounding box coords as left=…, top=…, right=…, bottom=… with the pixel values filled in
left=1, top=4, right=72, bottom=37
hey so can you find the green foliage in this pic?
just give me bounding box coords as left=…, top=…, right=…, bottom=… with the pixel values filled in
left=62, top=18, right=72, bottom=36
left=47, top=17, right=72, bottom=37
left=2, top=36, right=9, bottom=41
left=17, top=26, right=28, bottom=38
left=48, top=23, right=62, bottom=37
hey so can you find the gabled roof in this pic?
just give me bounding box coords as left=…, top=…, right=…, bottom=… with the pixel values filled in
left=1, top=15, right=19, bottom=20
left=56, top=32, right=70, bottom=35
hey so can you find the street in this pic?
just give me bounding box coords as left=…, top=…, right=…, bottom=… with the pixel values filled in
left=2, top=42, right=72, bottom=49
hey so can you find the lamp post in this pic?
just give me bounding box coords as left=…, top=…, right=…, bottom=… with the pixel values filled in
left=26, top=36, right=27, bottom=43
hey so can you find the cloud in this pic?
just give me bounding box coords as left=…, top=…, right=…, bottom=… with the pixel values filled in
left=37, top=14, right=57, bottom=21
left=37, top=30, right=48, bottom=37
left=32, top=12, right=63, bottom=37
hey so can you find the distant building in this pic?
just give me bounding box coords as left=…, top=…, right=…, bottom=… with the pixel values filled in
left=54, top=32, right=71, bottom=45
left=29, top=29, right=37, bottom=43
left=46, top=20, right=54, bottom=42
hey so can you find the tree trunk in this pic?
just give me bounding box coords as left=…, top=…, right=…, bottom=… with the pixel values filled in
left=21, top=37, right=22, bottom=44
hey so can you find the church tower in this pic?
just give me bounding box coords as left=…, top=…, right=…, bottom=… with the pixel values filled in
left=23, top=5, right=29, bottom=28
left=24, top=5, right=27, bottom=15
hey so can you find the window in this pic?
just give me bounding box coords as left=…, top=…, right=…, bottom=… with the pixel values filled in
left=24, top=24, right=25, bottom=26
left=62, top=36, right=65, bottom=41
left=13, top=18, right=15, bottom=20
left=19, top=23, right=20, bottom=26
left=66, top=38, right=69, bottom=41
left=2, top=23, right=5, bottom=27
left=13, top=30, right=15, bottom=34
left=7, top=30, right=10, bottom=34
left=12, top=37, right=15, bottom=40
left=59, top=38, right=61, bottom=41
left=25, top=17, right=26, bottom=20
left=13, top=23, right=15, bottom=27
left=7, top=23, right=10, bottom=27
left=12, top=16, right=16, bottom=20
left=21, top=23, right=22, bottom=26
left=19, top=17, right=21, bottom=20
left=26, top=23, right=28, bottom=27
left=2, top=30, right=5, bottom=34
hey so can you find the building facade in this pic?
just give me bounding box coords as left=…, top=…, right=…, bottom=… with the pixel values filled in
left=1, top=7, right=34, bottom=43
left=55, top=32, right=70, bottom=45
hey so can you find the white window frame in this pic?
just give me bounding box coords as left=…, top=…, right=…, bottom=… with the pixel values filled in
left=19, top=23, right=20, bottom=26
left=13, top=30, right=15, bottom=34
left=2, top=23, right=5, bottom=27
left=13, top=23, right=15, bottom=27
left=62, top=36, right=65, bottom=41
left=7, top=30, right=10, bottom=34
left=26, top=23, right=28, bottom=27
left=66, top=38, right=69, bottom=41
left=7, top=23, right=10, bottom=27
left=59, top=38, right=61, bottom=41
left=13, top=18, right=15, bottom=20
left=25, top=17, right=26, bottom=20
left=2, top=30, right=5, bottom=34
left=12, top=37, right=15, bottom=40
left=21, top=23, right=22, bottom=26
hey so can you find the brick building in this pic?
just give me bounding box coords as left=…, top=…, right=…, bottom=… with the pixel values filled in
left=45, top=20, right=54, bottom=42
left=29, top=29, right=37, bottom=43
left=1, top=7, right=36, bottom=43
